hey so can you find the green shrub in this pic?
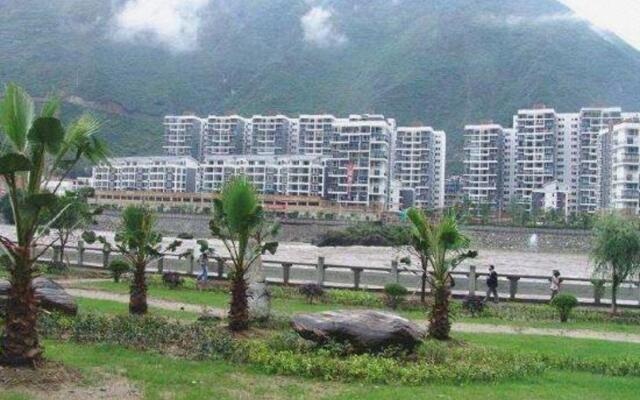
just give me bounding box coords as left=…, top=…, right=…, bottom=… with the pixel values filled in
left=45, top=260, right=69, bottom=275
left=177, top=232, right=194, bottom=239
left=462, top=296, right=485, bottom=317
left=298, top=283, right=324, bottom=304
left=248, top=340, right=547, bottom=384
left=383, top=283, right=408, bottom=310
left=316, top=223, right=411, bottom=247
left=550, top=294, right=579, bottom=322
left=162, top=272, right=184, bottom=289
left=108, top=259, right=130, bottom=283
left=325, top=289, right=382, bottom=307
left=42, top=313, right=236, bottom=360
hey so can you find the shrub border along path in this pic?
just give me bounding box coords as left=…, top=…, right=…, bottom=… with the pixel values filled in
left=65, top=286, right=640, bottom=344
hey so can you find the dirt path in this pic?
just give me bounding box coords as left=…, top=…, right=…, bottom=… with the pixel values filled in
left=67, top=287, right=640, bottom=344
left=450, top=322, right=640, bottom=344
left=67, top=288, right=226, bottom=317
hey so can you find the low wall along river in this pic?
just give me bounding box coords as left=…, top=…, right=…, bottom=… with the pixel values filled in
left=1, top=213, right=638, bottom=306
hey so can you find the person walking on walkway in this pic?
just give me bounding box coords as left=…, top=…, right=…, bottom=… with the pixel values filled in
left=197, top=252, right=209, bottom=282
left=485, top=265, right=499, bottom=303
left=550, top=270, right=561, bottom=299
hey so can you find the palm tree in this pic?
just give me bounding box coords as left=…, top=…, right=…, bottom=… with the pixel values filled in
left=0, top=83, right=108, bottom=366
left=209, top=177, right=278, bottom=331
left=591, top=213, right=640, bottom=314
left=88, top=206, right=182, bottom=314
left=406, top=208, right=477, bottom=340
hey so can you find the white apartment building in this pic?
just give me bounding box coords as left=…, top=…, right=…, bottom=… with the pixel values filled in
left=298, top=114, right=336, bottom=156
left=394, top=127, right=446, bottom=209
left=325, top=115, right=395, bottom=208
left=554, top=113, right=579, bottom=213
left=513, top=108, right=557, bottom=208
left=201, top=115, right=248, bottom=157
left=597, top=122, right=640, bottom=213
left=91, top=156, right=199, bottom=193
left=248, top=115, right=297, bottom=155
left=577, top=108, right=622, bottom=212
left=502, top=128, right=517, bottom=203
left=199, top=155, right=325, bottom=197
left=163, top=115, right=203, bottom=159
left=463, top=124, right=504, bottom=210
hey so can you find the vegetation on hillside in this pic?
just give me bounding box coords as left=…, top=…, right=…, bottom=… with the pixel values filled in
left=1, top=0, right=640, bottom=172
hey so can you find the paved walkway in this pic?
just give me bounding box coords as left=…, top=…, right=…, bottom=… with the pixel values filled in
left=67, top=288, right=226, bottom=317
left=67, top=287, right=640, bottom=344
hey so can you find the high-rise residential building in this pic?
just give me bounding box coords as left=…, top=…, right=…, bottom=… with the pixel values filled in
left=597, top=122, right=640, bottom=213
left=463, top=124, right=504, bottom=210
left=91, top=156, right=199, bottom=192
left=247, top=115, right=297, bottom=155
left=502, top=128, right=517, bottom=204
left=199, top=155, right=325, bottom=197
left=200, top=115, right=248, bottom=158
left=298, top=114, right=337, bottom=156
left=394, top=127, right=446, bottom=209
left=577, top=108, right=622, bottom=212
left=555, top=113, right=580, bottom=213
left=513, top=108, right=558, bottom=207
left=325, top=115, right=395, bottom=208
left=103, top=112, right=452, bottom=211
left=163, top=115, right=203, bottom=159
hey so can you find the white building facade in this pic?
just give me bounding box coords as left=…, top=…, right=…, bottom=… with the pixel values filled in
left=597, top=122, right=640, bottom=213
left=325, top=115, right=395, bottom=208
left=463, top=124, right=504, bottom=210
left=91, top=156, right=199, bottom=193
left=163, top=116, right=203, bottom=159
left=394, top=127, right=446, bottom=209
left=199, top=155, right=325, bottom=197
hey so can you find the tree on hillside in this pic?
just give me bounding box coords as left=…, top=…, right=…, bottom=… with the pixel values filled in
left=0, top=83, right=108, bottom=366
left=406, top=209, right=477, bottom=340
left=209, top=177, right=279, bottom=331
left=590, top=213, right=640, bottom=313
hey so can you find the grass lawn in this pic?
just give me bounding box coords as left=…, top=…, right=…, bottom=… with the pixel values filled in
left=2, top=335, right=640, bottom=400
left=70, top=280, right=640, bottom=334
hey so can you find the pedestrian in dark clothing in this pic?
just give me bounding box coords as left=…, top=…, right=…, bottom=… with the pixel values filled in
left=485, top=265, right=499, bottom=303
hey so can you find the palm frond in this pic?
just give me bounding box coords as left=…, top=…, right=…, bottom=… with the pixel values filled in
left=0, top=82, right=34, bottom=152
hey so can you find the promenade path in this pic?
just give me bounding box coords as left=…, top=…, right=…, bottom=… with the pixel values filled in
left=66, top=287, right=640, bottom=344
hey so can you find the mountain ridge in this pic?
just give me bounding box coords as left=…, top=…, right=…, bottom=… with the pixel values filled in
left=1, top=0, right=639, bottom=173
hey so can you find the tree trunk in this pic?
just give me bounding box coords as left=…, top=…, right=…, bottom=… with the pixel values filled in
left=0, top=256, right=41, bottom=366
left=229, top=273, right=249, bottom=331
left=428, top=283, right=451, bottom=340
left=611, top=282, right=618, bottom=314
left=420, top=270, right=427, bottom=304
left=129, top=265, right=148, bottom=315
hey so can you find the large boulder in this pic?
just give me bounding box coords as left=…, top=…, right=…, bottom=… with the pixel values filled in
left=292, top=310, right=425, bottom=352
left=0, top=277, right=78, bottom=316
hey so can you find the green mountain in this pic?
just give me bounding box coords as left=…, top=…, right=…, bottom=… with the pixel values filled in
left=2, top=0, right=640, bottom=174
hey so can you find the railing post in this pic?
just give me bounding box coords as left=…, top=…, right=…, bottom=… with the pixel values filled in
left=217, top=258, right=225, bottom=278
left=593, top=280, right=603, bottom=305
left=508, top=276, right=520, bottom=300
left=316, top=256, right=325, bottom=286
left=282, top=262, right=292, bottom=285
left=157, top=256, right=164, bottom=274
left=390, top=260, right=399, bottom=284
left=352, top=267, right=363, bottom=290
left=77, top=240, right=85, bottom=267
left=102, top=246, right=110, bottom=269
left=188, top=253, right=195, bottom=275
left=52, top=245, right=61, bottom=263
left=636, top=280, right=640, bottom=306
left=468, top=265, right=477, bottom=296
